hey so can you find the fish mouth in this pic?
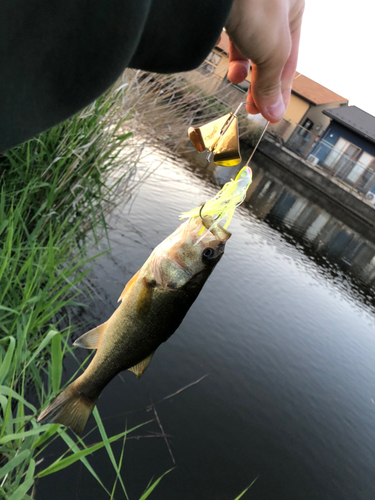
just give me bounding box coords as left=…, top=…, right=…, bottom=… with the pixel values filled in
left=197, top=215, right=231, bottom=243
left=216, top=242, right=226, bottom=254
left=196, top=206, right=232, bottom=243
left=210, top=224, right=231, bottom=243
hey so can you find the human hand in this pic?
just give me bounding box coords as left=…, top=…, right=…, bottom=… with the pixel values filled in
left=225, top=0, right=305, bottom=123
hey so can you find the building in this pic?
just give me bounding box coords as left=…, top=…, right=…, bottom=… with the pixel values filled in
left=275, top=73, right=348, bottom=157
left=311, top=106, right=375, bottom=197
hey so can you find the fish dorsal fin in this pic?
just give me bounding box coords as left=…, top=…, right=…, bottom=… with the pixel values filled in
left=73, top=322, right=107, bottom=350
left=118, top=270, right=141, bottom=303
left=128, top=351, right=155, bottom=378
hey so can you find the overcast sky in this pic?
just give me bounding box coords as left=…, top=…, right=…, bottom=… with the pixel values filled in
left=297, top=0, right=375, bottom=116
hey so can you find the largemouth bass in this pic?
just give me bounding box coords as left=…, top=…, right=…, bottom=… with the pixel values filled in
left=38, top=215, right=231, bottom=434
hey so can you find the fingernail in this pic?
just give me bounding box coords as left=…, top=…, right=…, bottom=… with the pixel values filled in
left=267, top=99, right=285, bottom=120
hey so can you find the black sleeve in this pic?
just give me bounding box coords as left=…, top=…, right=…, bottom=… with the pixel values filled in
left=0, top=0, right=233, bottom=153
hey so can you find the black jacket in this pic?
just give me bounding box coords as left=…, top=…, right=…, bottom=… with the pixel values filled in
left=0, top=0, right=232, bottom=152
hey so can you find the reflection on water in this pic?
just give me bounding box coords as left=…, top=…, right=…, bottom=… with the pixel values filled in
left=197, top=149, right=375, bottom=309
left=36, top=146, right=375, bottom=500
left=253, top=169, right=375, bottom=282
left=254, top=168, right=375, bottom=304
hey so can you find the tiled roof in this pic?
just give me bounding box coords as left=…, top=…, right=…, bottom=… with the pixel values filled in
left=323, top=106, right=375, bottom=143
left=292, top=73, right=347, bottom=105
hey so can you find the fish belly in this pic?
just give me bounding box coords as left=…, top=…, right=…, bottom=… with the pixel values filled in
left=77, top=283, right=202, bottom=398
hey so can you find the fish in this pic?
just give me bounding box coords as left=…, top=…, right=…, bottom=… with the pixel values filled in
left=38, top=215, right=231, bottom=434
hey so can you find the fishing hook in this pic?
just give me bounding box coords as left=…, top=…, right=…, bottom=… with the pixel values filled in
left=199, top=202, right=206, bottom=221
left=199, top=201, right=223, bottom=224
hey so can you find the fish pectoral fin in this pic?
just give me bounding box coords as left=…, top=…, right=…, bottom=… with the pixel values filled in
left=118, top=269, right=141, bottom=302
left=128, top=351, right=155, bottom=378
left=136, top=277, right=155, bottom=316
left=73, top=322, right=107, bottom=350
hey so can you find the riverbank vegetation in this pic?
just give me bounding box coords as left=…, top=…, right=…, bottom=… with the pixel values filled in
left=0, top=68, right=258, bottom=499
left=0, top=82, right=165, bottom=498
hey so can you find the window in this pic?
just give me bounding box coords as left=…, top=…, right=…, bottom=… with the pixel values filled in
left=200, top=51, right=222, bottom=75
left=201, top=62, right=215, bottom=74
left=346, top=152, right=375, bottom=184
left=205, top=51, right=221, bottom=66
left=323, top=137, right=361, bottom=175
left=298, top=118, right=313, bottom=138
left=355, top=156, right=375, bottom=192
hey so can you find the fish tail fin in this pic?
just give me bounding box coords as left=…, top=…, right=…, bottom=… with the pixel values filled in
left=37, top=381, right=97, bottom=435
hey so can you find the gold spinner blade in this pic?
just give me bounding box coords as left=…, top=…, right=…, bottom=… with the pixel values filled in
left=188, top=113, right=241, bottom=167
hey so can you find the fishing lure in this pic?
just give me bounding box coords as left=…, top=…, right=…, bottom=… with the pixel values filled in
left=183, top=104, right=269, bottom=234
left=188, top=111, right=242, bottom=166
left=184, top=100, right=269, bottom=236
left=180, top=165, right=252, bottom=232
left=188, top=101, right=269, bottom=167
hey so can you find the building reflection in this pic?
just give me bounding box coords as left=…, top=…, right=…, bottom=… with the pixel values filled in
left=211, top=161, right=375, bottom=293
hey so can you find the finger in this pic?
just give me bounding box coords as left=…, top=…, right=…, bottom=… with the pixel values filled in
left=250, top=28, right=291, bottom=123
left=245, top=86, right=259, bottom=115
left=227, top=40, right=250, bottom=84
left=280, top=22, right=302, bottom=111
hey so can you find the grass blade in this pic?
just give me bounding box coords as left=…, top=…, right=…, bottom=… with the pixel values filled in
left=32, top=424, right=60, bottom=449
left=0, top=425, right=54, bottom=445
left=22, top=330, right=59, bottom=373
left=37, top=422, right=149, bottom=478
left=0, top=450, right=30, bottom=481
left=138, top=469, right=174, bottom=500
left=0, top=386, right=37, bottom=413
left=59, top=430, right=111, bottom=496
left=51, top=332, right=62, bottom=394
left=233, top=476, right=259, bottom=500
left=9, top=459, right=35, bottom=500
left=0, top=336, right=15, bottom=385
left=93, top=407, right=129, bottom=499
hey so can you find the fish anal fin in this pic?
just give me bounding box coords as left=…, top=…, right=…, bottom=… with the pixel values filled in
left=128, top=351, right=155, bottom=378
left=118, top=270, right=141, bottom=302
left=73, top=322, right=107, bottom=350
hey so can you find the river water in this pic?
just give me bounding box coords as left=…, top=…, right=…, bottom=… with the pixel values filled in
left=36, top=146, right=375, bottom=500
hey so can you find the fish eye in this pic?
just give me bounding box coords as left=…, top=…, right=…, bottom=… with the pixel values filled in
left=202, top=248, right=215, bottom=260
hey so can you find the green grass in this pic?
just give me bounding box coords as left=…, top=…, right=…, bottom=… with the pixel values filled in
left=0, top=69, right=259, bottom=499
left=0, top=83, right=168, bottom=499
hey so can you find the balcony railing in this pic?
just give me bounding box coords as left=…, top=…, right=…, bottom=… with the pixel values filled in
left=266, top=120, right=375, bottom=203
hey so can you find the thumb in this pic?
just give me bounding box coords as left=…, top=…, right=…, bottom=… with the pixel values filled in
left=250, top=42, right=290, bottom=123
